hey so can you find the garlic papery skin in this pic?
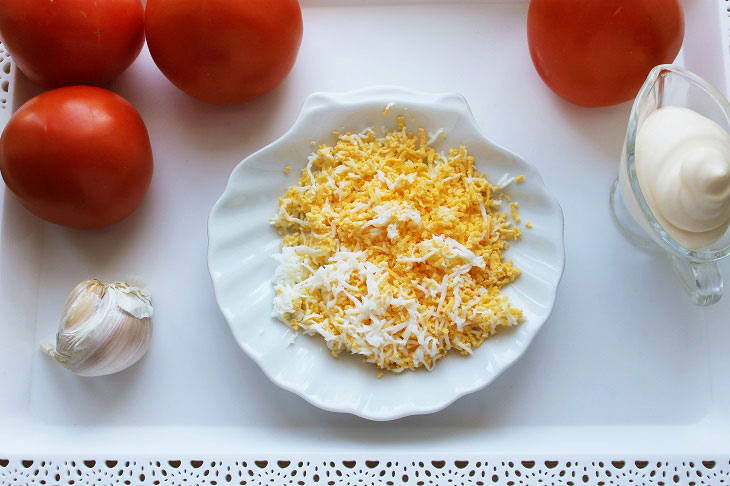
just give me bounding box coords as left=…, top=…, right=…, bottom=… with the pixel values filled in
left=41, top=279, right=153, bottom=377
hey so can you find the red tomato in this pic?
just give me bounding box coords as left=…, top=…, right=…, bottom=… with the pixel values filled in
left=144, top=0, right=303, bottom=105
left=0, top=87, right=153, bottom=229
left=527, top=0, right=684, bottom=107
left=0, top=0, right=145, bottom=88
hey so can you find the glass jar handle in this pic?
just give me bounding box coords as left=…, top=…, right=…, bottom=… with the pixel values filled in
left=670, top=255, right=723, bottom=306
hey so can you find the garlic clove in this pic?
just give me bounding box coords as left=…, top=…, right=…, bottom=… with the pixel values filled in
left=62, top=279, right=105, bottom=331
left=41, top=279, right=153, bottom=377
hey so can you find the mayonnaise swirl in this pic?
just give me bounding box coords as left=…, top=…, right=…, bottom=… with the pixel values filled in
left=635, top=106, right=730, bottom=250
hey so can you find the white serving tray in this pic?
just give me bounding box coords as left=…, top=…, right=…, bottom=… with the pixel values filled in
left=1, top=0, right=730, bottom=483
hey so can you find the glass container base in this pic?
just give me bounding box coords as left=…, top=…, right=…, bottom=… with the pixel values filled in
left=609, top=178, right=723, bottom=306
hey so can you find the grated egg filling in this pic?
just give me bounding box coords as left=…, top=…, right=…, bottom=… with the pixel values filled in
left=271, top=117, right=524, bottom=372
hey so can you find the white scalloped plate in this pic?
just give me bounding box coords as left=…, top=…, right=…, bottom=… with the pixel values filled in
left=207, top=86, right=565, bottom=420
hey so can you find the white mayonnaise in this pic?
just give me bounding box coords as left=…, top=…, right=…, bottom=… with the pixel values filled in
left=635, top=106, right=730, bottom=250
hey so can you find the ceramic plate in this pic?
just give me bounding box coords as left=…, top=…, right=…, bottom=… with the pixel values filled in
left=208, top=86, right=565, bottom=420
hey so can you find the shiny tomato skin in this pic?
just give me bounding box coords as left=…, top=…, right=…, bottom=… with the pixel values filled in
left=0, top=87, right=153, bottom=229
left=527, top=0, right=684, bottom=107
left=144, top=0, right=303, bottom=105
left=0, top=0, right=145, bottom=88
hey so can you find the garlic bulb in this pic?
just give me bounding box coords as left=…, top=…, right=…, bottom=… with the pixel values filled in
left=41, top=279, right=153, bottom=377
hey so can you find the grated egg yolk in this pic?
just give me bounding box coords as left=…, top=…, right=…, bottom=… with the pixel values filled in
left=271, top=117, right=524, bottom=372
